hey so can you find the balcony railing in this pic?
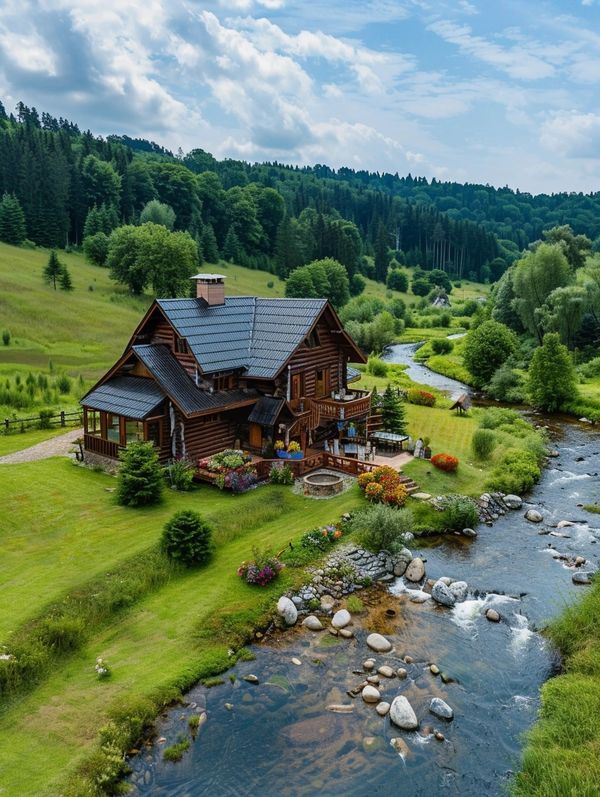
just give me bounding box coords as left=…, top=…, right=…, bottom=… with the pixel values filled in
left=84, top=434, right=121, bottom=460
left=313, top=390, right=372, bottom=421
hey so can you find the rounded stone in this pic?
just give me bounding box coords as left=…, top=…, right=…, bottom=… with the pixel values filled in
left=367, top=674, right=380, bottom=685
left=366, top=633, right=393, bottom=653
left=332, top=609, right=351, bottom=629
left=405, top=557, right=426, bottom=582
left=320, top=595, right=336, bottom=611
left=277, top=596, right=298, bottom=626
left=243, top=674, right=259, bottom=684
left=404, top=655, right=414, bottom=664
left=377, top=665, right=395, bottom=678
left=429, top=697, right=454, bottom=720
left=302, top=615, right=324, bottom=631
left=396, top=667, right=408, bottom=679
left=485, top=608, right=501, bottom=622
left=338, top=627, right=354, bottom=639
left=429, top=664, right=440, bottom=675
left=376, top=701, right=391, bottom=717
left=389, top=696, right=418, bottom=730
left=525, top=509, right=543, bottom=523
left=363, top=658, right=376, bottom=671
left=431, top=580, right=456, bottom=607
left=448, top=581, right=469, bottom=602
left=362, top=685, right=381, bottom=704
left=504, top=494, right=523, bottom=510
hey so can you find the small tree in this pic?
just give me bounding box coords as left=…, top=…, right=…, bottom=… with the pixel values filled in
left=386, top=269, right=409, bottom=292
left=381, top=383, right=407, bottom=434
left=528, top=333, right=577, bottom=412
left=140, top=199, right=176, bottom=230
left=59, top=265, right=73, bottom=291
left=83, top=231, right=110, bottom=266
left=0, top=193, right=27, bottom=245
left=201, top=223, right=219, bottom=263
left=463, top=319, right=518, bottom=388
left=117, top=441, right=163, bottom=507
left=161, top=510, right=214, bottom=566
left=43, top=250, right=63, bottom=289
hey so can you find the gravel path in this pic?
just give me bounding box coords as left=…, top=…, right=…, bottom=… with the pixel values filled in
left=0, top=428, right=84, bottom=465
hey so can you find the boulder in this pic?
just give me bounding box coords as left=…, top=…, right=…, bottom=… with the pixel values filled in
left=389, top=696, right=419, bottom=730
left=332, top=609, right=351, bottom=629
left=429, top=697, right=454, bottom=720
left=408, top=590, right=431, bottom=603
left=366, top=633, right=393, bottom=653
left=277, top=596, right=298, bottom=626
left=448, top=581, right=468, bottom=602
left=320, top=595, right=336, bottom=612
left=302, top=615, right=324, bottom=631
left=376, top=701, right=390, bottom=717
left=362, top=685, right=381, bottom=704
left=431, top=580, right=456, bottom=607
left=525, top=509, right=543, bottom=523
left=504, top=495, right=522, bottom=510
left=485, top=608, right=501, bottom=622
left=405, top=558, right=426, bottom=582
left=572, top=572, right=592, bottom=585
left=393, top=560, right=408, bottom=577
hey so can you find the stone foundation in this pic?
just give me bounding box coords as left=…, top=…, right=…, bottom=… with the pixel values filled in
left=82, top=450, right=120, bottom=475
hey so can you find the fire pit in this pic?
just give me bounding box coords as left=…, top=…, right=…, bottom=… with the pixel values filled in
left=303, top=471, right=344, bottom=498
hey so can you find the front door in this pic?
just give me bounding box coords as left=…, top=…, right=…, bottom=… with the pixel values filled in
left=249, top=423, right=262, bottom=450
left=291, top=373, right=303, bottom=400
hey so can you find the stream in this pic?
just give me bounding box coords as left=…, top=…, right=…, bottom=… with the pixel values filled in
left=128, top=344, right=599, bottom=797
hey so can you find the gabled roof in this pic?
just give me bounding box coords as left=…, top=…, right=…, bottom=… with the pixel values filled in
left=133, top=344, right=257, bottom=416
left=82, top=376, right=165, bottom=420
left=247, top=396, right=284, bottom=427
left=156, top=296, right=331, bottom=378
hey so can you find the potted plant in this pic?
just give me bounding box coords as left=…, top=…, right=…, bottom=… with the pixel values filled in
left=423, top=436, right=432, bottom=459
left=275, top=440, right=288, bottom=459
left=287, top=440, right=303, bottom=459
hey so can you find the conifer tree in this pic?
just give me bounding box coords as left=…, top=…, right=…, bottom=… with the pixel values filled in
left=374, top=221, right=390, bottom=283
left=381, top=383, right=407, bottom=434
left=201, top=223, right=219, bottom=263
left=223, top=225, right=241, bottom=263
left=59, top=264, right=73, bottom=291
left=0, top=193, right=27, bottom=245
left=43, top=250, right=63, bottom=289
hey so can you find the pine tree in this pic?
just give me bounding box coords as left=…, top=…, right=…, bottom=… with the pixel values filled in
left=59, top=264, right=73, bottom=291
left=201, top=223, right=219, bottom=263
left=223, top=225, right=241, bottom=262
left=0, top=193, right=27, bottom=245
left=43, top=250, right=63, bottom=289
left=381, top=383, right=407, bottom=434
left=374, top=221, right=390, bottom=283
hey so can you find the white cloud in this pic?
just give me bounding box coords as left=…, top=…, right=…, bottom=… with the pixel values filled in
left=540, top=110, right=600, bottom=158
left=0, top=28, right=57, bottom=75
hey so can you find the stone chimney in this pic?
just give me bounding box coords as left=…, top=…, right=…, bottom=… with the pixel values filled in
left=191, top=273, right=226, bottom=306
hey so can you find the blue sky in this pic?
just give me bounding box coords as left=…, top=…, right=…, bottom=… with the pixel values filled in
left=0, top=0, right=599, bottom=193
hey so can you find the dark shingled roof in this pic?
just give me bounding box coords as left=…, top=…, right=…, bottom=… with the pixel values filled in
left=156, top=296, right=327, bottom=378
left=133, top=344, right=257, bottom=415
left=347, top=366, right=361, bottom=383
left=82, top=376, right=165, bottom=420
left=247, top=396, right=284, bottom=427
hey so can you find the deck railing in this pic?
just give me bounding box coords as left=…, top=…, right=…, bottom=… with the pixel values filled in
left=252, top=450, right=377, bottom=480
left=314, top=390, right=372, bottom=421
left=83, top=434, right=121, bottom=460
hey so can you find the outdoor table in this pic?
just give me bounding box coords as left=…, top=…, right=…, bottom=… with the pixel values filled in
left=369, top=431, right=409, bottom=453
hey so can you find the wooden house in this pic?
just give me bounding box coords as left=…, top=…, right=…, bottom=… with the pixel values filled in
left=80, top=274, right=370, bottom=466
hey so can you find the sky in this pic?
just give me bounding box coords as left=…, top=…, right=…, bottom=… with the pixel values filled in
left=0, top=0, right=599, bottom=194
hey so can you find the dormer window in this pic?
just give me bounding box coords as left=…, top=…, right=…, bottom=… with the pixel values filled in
left=176, top=337, right=188, bottom=354
left=305, top=329, right=320, bottom=348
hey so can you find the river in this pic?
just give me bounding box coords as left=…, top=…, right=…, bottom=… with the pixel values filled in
left=127, top=345, right=599, bottom=797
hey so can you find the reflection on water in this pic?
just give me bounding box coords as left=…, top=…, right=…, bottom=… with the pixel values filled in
left=127, top=348, right=600, bottom=797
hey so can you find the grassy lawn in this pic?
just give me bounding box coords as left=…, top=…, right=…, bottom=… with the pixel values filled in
left=0, top=458, right=365, bottom=796
left=513, top=579, right=600, bottom=797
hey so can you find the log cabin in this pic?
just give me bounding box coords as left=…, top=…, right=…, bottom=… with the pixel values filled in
left=80, top=274, right=371, bottom=467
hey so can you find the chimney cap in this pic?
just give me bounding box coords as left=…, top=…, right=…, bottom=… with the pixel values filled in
left=191, top=273, right=226, bottom=282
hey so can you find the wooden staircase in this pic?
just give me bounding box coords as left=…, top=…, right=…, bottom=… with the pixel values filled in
left=399, top=475, right=419, bottom=495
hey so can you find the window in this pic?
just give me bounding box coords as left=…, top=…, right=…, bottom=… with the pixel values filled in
left=213, top=374, right=234, bottom=391
left=125, top=420, right=144, bottom=444
left=107, top=414, right=120, bottom=443
left=86, top=410, right=100, bottom=435
left=146, top=420, right=161, bottom=447
left=305, top=329, right=320, bottom=348
left=175, top=337, right=188, bottom=354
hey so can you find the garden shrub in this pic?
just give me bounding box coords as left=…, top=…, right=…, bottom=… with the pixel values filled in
left=486, top=448, right=541, bottom=494
left=237, top=546, right=284, bottom=586
left=471, top=428, right=496, bottom=460
left=269, top=463, right=294, bottom=485
left=117, top=441, right=163, bottom=507
left=38, top=408, right=53, bottom=429
left=300, top=525, right=343, bottom=550
left=431, top=453, right=459, bottom=472
left=164, top=457, right=195, bottom=491
left=358, top=465, right=408, bottom=506
left=161, top=510, right=214, bottom=567
left=437, top=494, right=479, bottom=530
left=349, top=504, right=414, bottom=553
left=431, top=338, right=453, bottom=354
left=407, top=387, right=436, bottom=406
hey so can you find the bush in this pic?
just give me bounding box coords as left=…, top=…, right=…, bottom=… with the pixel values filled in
left=2, top=329, right=9, bottom=346
left=431, top=453, right=459, bottom=472
left=412, top=277, right=430, bottom=296
left=358, top=465, right=407, bottom=506
left=407, top=388, right=436, bottom=406
left=387, top=268, right=409, bottom=292
left=349, top=504, right=413, bottom=553
left=431, top=338, right=453, bottom=354
left=580, top=356, right=600, bottom=379
left=269, top=463, right=294, bottom=485
left=83, top=231, right=110, bottom=266
left=366, top=354, right=388, bottom=377
left=161, top=510, right=214, bottom=567
left=38, top=408, right=53, bottom=429
left=267, top=280, right=274, bottom=288
left=237, top=546, right=284, bottom=586
left=164, top=457, right=195, bottom=491
left=486, top=448, right=541, bottom=494
left=487, top=364, right=526, bottom=403
left=56, top=374, right=71, bottom=394
left=117, top=441, right=164, bottom=507
left=346, top=595, right=364, bottom=613
left=471, top=428, right=496, bottom=460
left=438, top=494, right=479, bottom=530
left=463, top=320, right=518, bottom=388
left=300, top=525, right=343, bottom=550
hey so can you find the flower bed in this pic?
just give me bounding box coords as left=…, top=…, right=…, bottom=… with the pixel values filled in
left=300, top=524, right=343, bottom=551
left=407, top=388, right=436, bottom=406
left=431, top=453, right=459, bottom=472
left=358, top=466, right=408, bottom=507
left=198, top=450, right=258, bottom=492
left=237, top=547, right=284, bottom=586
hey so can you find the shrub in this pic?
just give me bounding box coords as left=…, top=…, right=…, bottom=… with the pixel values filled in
left=382, top=483, right=408, bottom=507
left=83, top=231, right=110, bottom=266
left=366, top=354, right=388, bottom=377
left=431, top=338, right=453, bottom=354
left=269, top=463, right=294, bottom=485
left=580, top=356, right=600, bottom=379
left=387, top=268, right=409, bottom=292
left=357, top=471, right=375, bottom=490
left=56, top=374, right=71, bottom=394
left=38, top=408, right=53, bottom=429
left=2, top=329, right=9, bottom=346
left=486, top=448, right=541, bottom=494
left=200, top=449, right=250, bottom=472
left=471, top=429, right=496, bottom=460
left=365, top=481, right=384, bottom=502
left=117, top=442, right=163, bottom=507
left=487, top=364, right=526, bottom=403
left=431, top=453, right=459, bottom=472
left=358, top=465, right=405, bottom=507
left=164, top=457, right=195, bottom=491
left=463, top=320, right=518, bottom=388
left=438, top=494, right=479, bottom=530
left=412, top=277, right=430, bottom=296
left=161, top=510, right=214, bottom=567
left=237, top=546, right=284, bottom=586
left=346, top=595, right=364, bottom=613
left=267, top=280, right=274, bottom=288
left=407, top=387, right=436, bottom=406
left=300, top=525, right=343, bottom=550
left=349, top=504, right=414, bottom=553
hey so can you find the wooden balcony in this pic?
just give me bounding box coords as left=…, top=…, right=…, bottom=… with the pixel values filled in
left=313, top=390, right=372, bottom=421
left=84, top=434, right=121, bottom=460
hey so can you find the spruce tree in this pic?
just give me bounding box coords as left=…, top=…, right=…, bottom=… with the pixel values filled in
left=374, top=221, right=390, bottom=283
left=59, top=264, right=73, bottom=291
left=223, top=225, right=241, bottom=263
left=43, top=250, right=63, bottom=289
left=381, top=383, right=407, bottom=435
left=201, top=223, right=219, bottom=263
left=0, top=193, right=27, bottom=245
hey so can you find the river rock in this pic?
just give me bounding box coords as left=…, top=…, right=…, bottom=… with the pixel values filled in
left=429, top=698, right=454, bottom=720
left=376, top=701, right=391, bottom=716
left=431, top=580, right=456, bottom=607
left=389, top=696, right=418, bottom=730
left=390, top=737, right=410, bottom=757
left=430, top=664, right=440, bottom=675
left=277, top=596, right=298, bottom=626
left=462, top=527, right=477, bottom=538
left=320, top=595, right=336, bottom=612
left=504, top=494, right=522, bottom=510
left=243, top=674, right=259, bottom=684
left=572, top=571, right=592, bottom=585
left=362, top=685, right=381, bottom=703
left=557, top=520, right=575, bottom=528
left=434, top=730, right=445, bottom=741
left=396, top=667, right=408, bottom=679
left=302, top=615, right=324, bottom=631
left=485, top=608, right=501, bottom=622
left=291, top=657, right=302, bottom=666
left=409, top=590, right=431, bottom=603
left=377, top=665, right=395, bottom=678
left=393, top=560, right=408, bottom=577
left=575, top=556, right=586, bottom=566
left=332, top=609, right=351, bottom=629
left=366, top=633, right=393, bottom=653
left=525, top=509, right=543, bottom=523
left=327, top=704, right=354, bottom=713
left=405, top=557, right=426, bottom=582
left=338, top=628, right=354, bottom=638
left=363, top=658, right=376, bottom=671
left=367, top=675, right=380, bottom=685
left=449, top=581, right=468, bottom=602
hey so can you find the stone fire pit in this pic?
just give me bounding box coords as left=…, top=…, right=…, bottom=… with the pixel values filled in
left=303, top=471, right=344, bottom=498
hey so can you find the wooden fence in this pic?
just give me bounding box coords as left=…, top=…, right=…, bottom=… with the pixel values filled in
left=2, top=409, right=82, bottom=434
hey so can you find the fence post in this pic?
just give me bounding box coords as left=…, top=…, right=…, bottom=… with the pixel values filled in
left=60, top=410, right=65, bottom=427
left=4, top=418, right=8, bottom=432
